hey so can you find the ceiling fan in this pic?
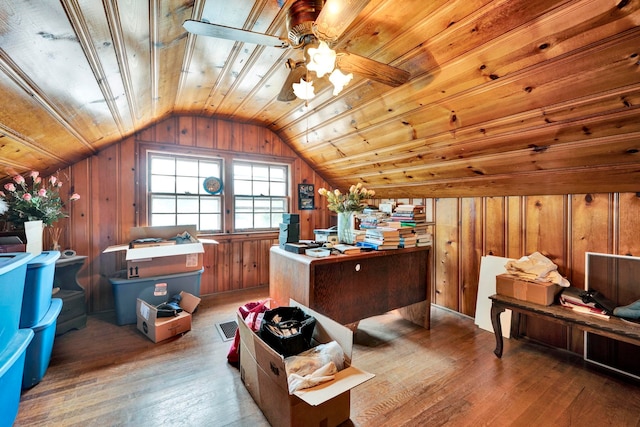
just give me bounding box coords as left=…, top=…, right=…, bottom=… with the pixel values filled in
left=183, top=0, right=410, bottom=101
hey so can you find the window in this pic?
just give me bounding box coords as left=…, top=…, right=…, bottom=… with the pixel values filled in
left=233, top=161, right=289, bottom=231
left=148, top=153, right=223, bottom=232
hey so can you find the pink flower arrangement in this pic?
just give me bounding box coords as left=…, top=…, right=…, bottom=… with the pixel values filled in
left=0, top=171, right=80, bottom=227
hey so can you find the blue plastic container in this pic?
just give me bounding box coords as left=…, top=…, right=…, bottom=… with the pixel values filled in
left=109, top=268, right=203, bottom=325
left=22, top=298, right=63, bottom=389
left=0, top=252, right=35, bottom=350
left=20, top=250, right=61, bottom=328
left=0, top=329, right=34, bottom=427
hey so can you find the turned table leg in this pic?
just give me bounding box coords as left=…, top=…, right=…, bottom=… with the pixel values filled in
left=490, top=303, right=506, bottom=358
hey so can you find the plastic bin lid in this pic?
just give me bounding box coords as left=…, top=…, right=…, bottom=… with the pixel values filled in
left=0, top=329, right=34, bottom=377
left=27, top=250, right=61, bottom=268
left=30, top=298, right=63, bottom=332
left=0, top=252, right=35, bottom=275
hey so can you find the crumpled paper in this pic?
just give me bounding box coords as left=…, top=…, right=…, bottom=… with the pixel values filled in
left=505, top=251, right=570, bottom=287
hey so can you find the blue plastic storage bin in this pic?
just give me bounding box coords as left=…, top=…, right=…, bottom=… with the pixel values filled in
left=0, top=252, right=35, bottom=350
left=109, top=268, right=203, bottom=325
left=22, top=298, right=63, bottom=389
left=20, top=250, right=61, bottom=328
left=0, top=329, right=34, bottom=427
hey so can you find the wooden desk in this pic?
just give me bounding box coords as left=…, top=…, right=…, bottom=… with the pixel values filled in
left=269, top=245, right=431, bottom=328
left=489, top=294, right=640, bottom=358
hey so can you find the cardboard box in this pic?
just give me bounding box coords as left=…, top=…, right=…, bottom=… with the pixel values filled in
left=103, top=225, right=217, bottom=278
left=495, top=274, right=560, bottom=306
left=136, top=291, right=201, bottom=343
left=238, top=300, right=374, bottom=427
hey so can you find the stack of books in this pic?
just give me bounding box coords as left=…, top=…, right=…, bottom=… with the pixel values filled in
left=559, top=287, right=610, bottom=319
left=357, top=227, right=400, bottom=250
left=415, top=233, right=433, bottom=247
left=385, top=205, right=429, bottom=235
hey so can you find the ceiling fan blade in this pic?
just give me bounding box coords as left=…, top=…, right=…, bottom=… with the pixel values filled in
left=336, top=52, right=409, bottom=87
left=183, top=20, right=290, bottom=48
left=277, top=61, right=309, bottom=101
left=314, top=0, right=371, bottom=41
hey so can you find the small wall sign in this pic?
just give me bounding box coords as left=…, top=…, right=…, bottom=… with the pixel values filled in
left=298, top=184, right=315, bottom=210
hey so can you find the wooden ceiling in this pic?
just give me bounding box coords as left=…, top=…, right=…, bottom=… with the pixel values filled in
left=1, top=0, right=639, bottom=198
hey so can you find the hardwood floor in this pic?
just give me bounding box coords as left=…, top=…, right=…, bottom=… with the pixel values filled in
left=14, top=287, right=640, bottom=427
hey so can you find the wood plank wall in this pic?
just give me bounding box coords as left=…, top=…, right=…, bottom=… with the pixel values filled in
left=56, top=116, right=333, bottom=314
left=54, top=115, right=640, bottom=355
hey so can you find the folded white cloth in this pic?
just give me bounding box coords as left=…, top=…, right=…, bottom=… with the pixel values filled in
left=505, top=251, right=570, bottom=287
left=285, top=341, right=344, bottom=393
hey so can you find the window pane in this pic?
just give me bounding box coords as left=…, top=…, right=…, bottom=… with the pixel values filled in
left=235, top=180, right=252, bottom=195
left=176, top=177, right=199, bottom=194
left=272, top=198, right=287, bottom=212
left=177, top=214, right=199, bottom=227
left=151, top=175, right=175, bottom=193
left=270, top=166, right=286, bottom=181
left=271, top=213, right=283, bottom=227
left=253, top=165, right=269, bottom=181
left=271, top=182, right=286, bottom=196
left=254, top=213, right=271, bottom=228
left=200, top=214, right=220, bottom=231
left=176, top=159, right=199, bottom=176
left=177, top=196, right=199, bottom=213
left=234, top=164, right=252, bottom=180
left=235, top=213, right=253, bottom=229
left=151, top=157, right=175, bottom=174
left=200, top=198, right=220, bottom=213
left=200, top=162, right=220, bottom=177
left=253, top=181, right=270, bottom=196
left=151, top=195, right=176, bottom=213
left=151, top=214, right=175, bottom=226
left=236, top=197, right=254, bottom=212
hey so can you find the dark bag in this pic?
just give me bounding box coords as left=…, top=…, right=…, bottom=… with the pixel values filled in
left=260, top=306, right=317, bottom=357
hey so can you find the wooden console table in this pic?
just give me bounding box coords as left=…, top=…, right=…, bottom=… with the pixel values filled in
left=54, top=255, right=88, bottom=335
left=489, top=294, right=640, bottom=358
left=269, top=245, right=432, bottom=328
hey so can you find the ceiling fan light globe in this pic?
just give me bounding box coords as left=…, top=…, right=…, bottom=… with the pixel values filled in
left=306, top=41, right=336, bottom=77
left=293, top=78, right=316, bottom=100
left=329, top=69, right=353, bottom=95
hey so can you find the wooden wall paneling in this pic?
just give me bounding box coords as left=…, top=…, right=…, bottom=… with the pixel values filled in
left=484, top=196, right=506, bottom=257
left=91, top=145, right=124, bottom=313
left=506, top=196, right=524, bottom=259
left=618, top=193, right=640, bottom=257
left=459, top=197, right=482, bottom=317
left=434, top=198, right=460, bottom=310
left=241, top=124, right=260, bottom=154
left=195, top=117, right=216, bottom=149
left=215, top=119, right=233, bottom=151
left=155, top=117, right=179, bottom=144
left=569, top=193, right=613, bottom=290
left=199, top=243, right=215, bottom=295
left=521, top=195, right=568, bottom=348
left=178, top=116, right=196, bottom=146
left=67, top=160, right=92, bottom=306
left=215, top=241, right=232, bottom=293
left=231, top=240, right=243, bottom=290
left=567, top=193, right=613, bottom=354
left=242, top=239, right=259, bottom=288
left=259, top=239, right=274, bottom=287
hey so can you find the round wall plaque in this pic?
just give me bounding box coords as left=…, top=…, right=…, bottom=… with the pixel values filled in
left=203, top=176, right=223, bottom=194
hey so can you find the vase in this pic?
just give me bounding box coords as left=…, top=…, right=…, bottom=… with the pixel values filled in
left=337, top=211, right=355, bottom=244
left=24, top=220, right=44, bottom=256
left=48, top=227, right=62, bottom=251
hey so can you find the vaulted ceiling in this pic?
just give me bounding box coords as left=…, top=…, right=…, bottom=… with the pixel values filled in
left=1, top=0, right=639, bottom=198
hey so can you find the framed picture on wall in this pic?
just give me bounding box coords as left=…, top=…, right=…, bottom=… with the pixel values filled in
left=298, top=184, right=315, bottom=210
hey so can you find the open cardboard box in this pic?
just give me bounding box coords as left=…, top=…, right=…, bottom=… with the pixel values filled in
left=103, top=225, right=217, bottom=278
left=238, top=300, right=374, bottom=427
left=136, top=291, right=201, bottom=343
